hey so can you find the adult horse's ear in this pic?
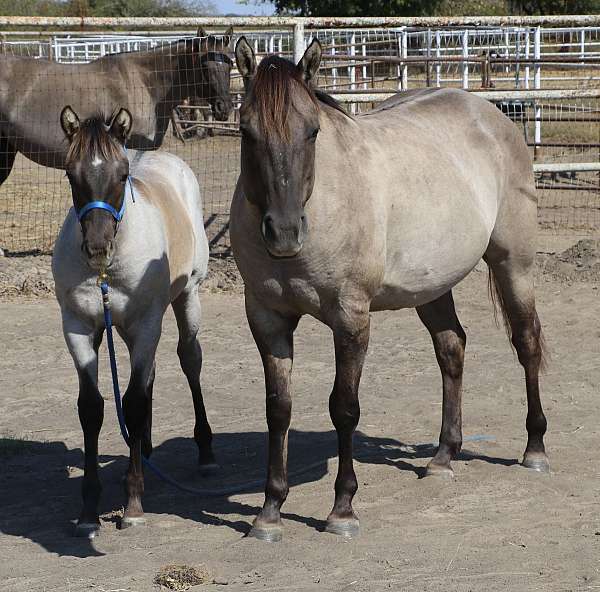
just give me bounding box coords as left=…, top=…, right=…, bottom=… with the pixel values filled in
left=60, top=106, right=80, bottom=140
left=109, top=108, right=133, bottom=144
left=223, top=26, right=233, bottom=47
left=197, top=27, right=208, bottom=38
left=297, top=38, right=322, bottom=85
left=235, top=36, right=256, bottom=90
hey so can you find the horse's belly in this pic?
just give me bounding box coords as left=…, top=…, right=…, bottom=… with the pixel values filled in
left=372, top=233, right=490, bottom=311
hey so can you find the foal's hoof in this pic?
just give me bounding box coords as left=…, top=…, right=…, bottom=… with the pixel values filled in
left=325, top=518, right=360, bottom=538
left=425, top=463, right=454, bottom=479
left=522, top=452, right=550, bottom=473
left=248, top=523, right=283, bottom=543
left=119, top=515, right=147, bottom=530
left=75, top=522, right=100, bottom=539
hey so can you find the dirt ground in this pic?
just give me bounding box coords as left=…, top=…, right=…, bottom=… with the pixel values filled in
left=1, top=238, right=599, bottom=592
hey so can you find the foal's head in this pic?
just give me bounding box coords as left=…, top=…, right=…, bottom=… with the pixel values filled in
left=193, top=27, right=234, bottom=122
left=60, top=106, right=132, bottom=270
left=235, top=37, right=324, bottom=258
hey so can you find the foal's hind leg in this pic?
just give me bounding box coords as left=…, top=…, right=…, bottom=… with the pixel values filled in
left=484, top=251, right=549, bottom=473
left=62, top=311, right=104, bottom=538
left=416, top=291, right=466, bottom=478
left=172, top=286, right=216, bottom=470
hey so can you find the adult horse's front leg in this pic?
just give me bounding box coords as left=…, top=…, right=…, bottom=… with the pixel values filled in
left=246, top=291, right=299, bottom=542
left=120, top=317, right=162, bottom=529
left=62, top=311, right=104, bottom=538
left=416, top=291, right=466, bottom=478
left=326, top=305, right=370, bottom=538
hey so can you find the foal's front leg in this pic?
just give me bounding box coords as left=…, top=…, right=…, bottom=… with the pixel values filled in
left=245, top=292, right=299, bottom=542
left=326, top=305, right=370, bottom=538
left=120, top=316, right=162, bottom=528
left=62, top=311, right=104, bottom=538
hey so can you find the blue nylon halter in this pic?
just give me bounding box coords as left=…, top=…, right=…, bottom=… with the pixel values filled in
left=76, top=175, right=135, bottom=222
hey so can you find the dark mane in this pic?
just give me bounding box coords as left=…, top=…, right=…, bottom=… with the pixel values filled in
left=65, top=113, right=123, bottom=165
left=248, top=55, right=351, bottom=140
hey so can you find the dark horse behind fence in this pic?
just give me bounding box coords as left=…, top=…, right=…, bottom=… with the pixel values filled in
left=0, top=27, right=234, bottom=186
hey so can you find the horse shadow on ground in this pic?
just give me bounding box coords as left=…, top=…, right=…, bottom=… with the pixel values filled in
left=0, top=429, right=517, bottom=558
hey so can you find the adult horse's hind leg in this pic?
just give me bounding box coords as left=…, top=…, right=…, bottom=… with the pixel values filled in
left=172, top=286, right=216, bottom=470
left=62, top=311, right=104, bottom=538
left=484, top=246, right=549, bottom=473
left=416, top=291, right=466, bottom=478
left=120, top=316, right=162, bottom=528
left=0, top=134, right=16, bottom=186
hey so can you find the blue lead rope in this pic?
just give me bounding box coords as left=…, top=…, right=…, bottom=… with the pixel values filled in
left=99, top=280, right=273, bottom=497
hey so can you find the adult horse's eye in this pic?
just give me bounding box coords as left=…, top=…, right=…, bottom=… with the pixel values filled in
left=121, top=174, right=128, bottom=183
left=308, top=128, right=319, bottom=141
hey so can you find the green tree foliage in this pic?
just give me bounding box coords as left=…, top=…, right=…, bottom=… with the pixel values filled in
left=0, top=0, right=217, bottom=16
left=268, top=0, right=600, bottom=15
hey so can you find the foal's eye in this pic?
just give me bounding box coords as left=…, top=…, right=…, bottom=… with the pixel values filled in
left=121, top=174, right=128, bottom=183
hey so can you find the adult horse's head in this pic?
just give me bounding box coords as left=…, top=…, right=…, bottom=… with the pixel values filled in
left=191, top=27, right=234, bottom=121
left=60, top=106, right=132, bottom=271
left=235, top=37, right=323, bottom=258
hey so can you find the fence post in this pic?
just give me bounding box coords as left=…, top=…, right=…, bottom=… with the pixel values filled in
left=401, top=29, right=408, bottom=90
left=534, top=26, right=542, bottom=151
left=524, top=28, right=530, bottom=89
left=435, top=29, right=441, bottom=87
left=349, top=32, right=356, bottom=113
left=462, top=29, right=469, bottom=89
left=293, top=21, right=305, bottom=64
left=331, top=36, right=338, bottom=88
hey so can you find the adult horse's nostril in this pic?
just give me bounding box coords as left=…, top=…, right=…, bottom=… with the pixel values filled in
left=261, top=214, right=277, bottom=243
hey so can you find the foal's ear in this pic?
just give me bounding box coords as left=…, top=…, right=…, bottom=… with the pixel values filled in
left=297, top=39, right=322, bottom=85
left=109, top=108, right=133, bottom=144
left=60, top=106, right=80, bottom=140
left=235, top=36, right=256, bottom=89
left=223, top=26, right=233, bottom=47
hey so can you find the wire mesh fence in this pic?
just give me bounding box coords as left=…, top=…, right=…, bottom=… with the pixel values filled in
left=0, top=19, right=598, bottom=255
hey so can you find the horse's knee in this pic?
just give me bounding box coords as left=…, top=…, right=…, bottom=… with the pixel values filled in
left=329, top=390, right=360, bottom=433
left=77, top=375, right=104, bottom=431
left=436, top=332, right=466, bottom=380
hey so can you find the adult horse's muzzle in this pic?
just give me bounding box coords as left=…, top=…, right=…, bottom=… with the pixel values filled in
left=261, top=211, right=307, bottom=258
left=211, top=98, right=233, bottom=121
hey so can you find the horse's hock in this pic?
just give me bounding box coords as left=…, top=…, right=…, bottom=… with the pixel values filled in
left=0, top=16, right=599, bottom=254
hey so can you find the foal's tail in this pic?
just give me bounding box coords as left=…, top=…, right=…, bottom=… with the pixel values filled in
left=487, top=268, right=548, bottom=372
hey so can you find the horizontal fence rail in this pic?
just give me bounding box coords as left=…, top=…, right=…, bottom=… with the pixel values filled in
left=0, top=17, right=598, bottom=254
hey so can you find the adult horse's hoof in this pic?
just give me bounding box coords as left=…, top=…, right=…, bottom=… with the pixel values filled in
left=119, top=515, right=147, bottom=530
left=425, top=463, right=454, bottom=479
left=248, top=523, right=283, bottom=542
left=75, top=522, right=100, bottom=539
left=325, top=518, right=360, bottom=538
left=522, top=452, right=550, bottom=473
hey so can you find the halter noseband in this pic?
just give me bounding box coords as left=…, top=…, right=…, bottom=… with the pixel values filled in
left=76, top=176, right=135, bottom=223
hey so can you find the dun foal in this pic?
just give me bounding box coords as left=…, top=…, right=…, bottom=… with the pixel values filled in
left=231, top=38, right=548, bottom=541
left=52, top=107, right=214, bottom=537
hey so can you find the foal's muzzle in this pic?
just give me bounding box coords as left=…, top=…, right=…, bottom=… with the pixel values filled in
left=261, top=212, right=307, bottom=258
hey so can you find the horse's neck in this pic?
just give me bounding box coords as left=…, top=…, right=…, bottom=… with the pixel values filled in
left=114, top=42, right=189, bottom=104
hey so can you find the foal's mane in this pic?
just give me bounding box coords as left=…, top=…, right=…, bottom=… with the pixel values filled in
left=65, top=113, right=123, bottom=165
left=248, top=55, right=351, bottom=140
